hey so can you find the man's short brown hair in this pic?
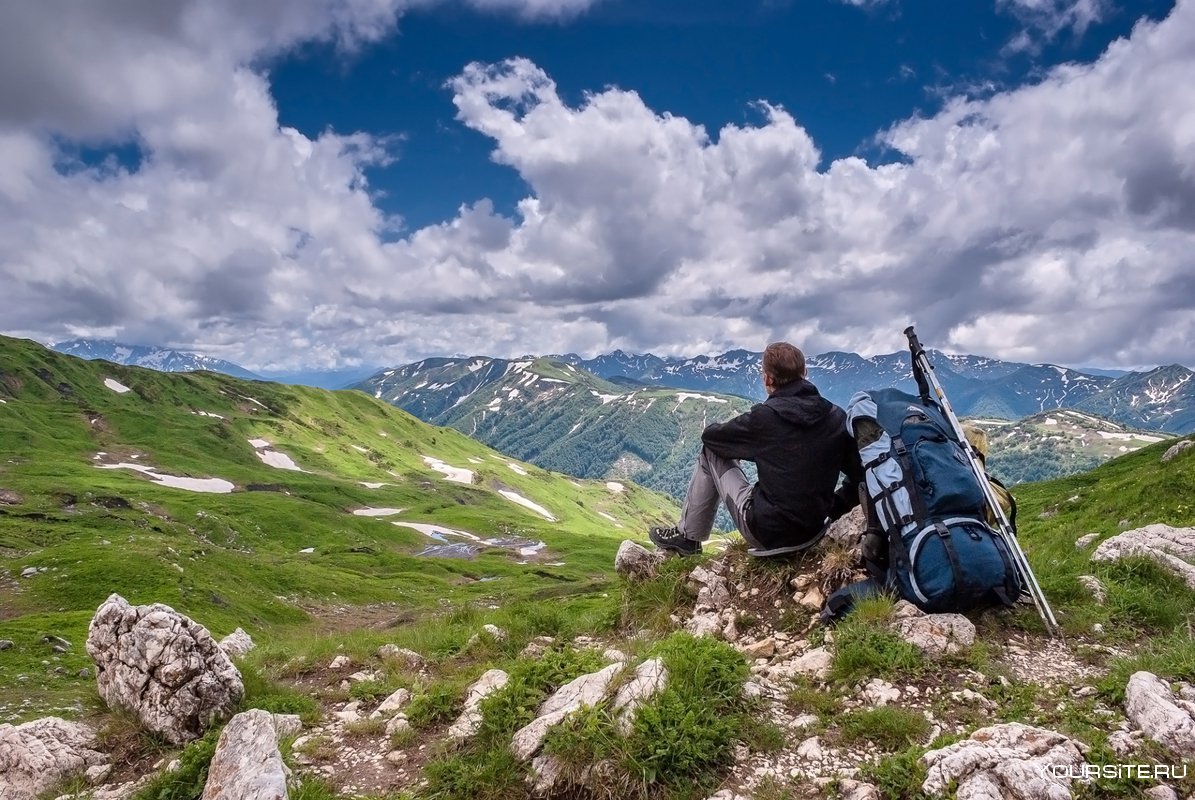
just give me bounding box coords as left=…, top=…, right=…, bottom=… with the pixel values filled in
left=762, top=342, right=806, bottom=386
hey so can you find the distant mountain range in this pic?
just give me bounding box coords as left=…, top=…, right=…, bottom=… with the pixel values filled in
left=359, top=356, right=754, bottom=500
left=53, top=338, right=263, bottom=381
left=356, top=348, right=1194, bottom=497
left=50, top=339, right=378, bottom=389
left=555, top=349, right=1195, bottom=434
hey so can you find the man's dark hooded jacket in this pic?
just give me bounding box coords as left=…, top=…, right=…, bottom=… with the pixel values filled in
left=700, top=378, right=862, bottom=549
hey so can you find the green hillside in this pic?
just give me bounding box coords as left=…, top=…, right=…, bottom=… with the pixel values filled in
left=0, top=335, right=678, bottom=723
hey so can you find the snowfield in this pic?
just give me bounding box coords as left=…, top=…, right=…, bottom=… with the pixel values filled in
left=103, top=378, right=131, bottom=394
left=422, top=456, right=474, bottom=484
left=97, top=462, right=234, bottom=493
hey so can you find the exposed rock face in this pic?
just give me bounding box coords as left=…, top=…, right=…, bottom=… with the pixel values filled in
left=1077, top=575, right=1107, bottom=605
left=0, top=717, right=106, bottom=800
left=1124, top=672, right=1195, bottom=758
left=86, top=594, right=243, bottom=744
left=200, top=709, right=288, bottom=800
left=824, top=505, right=866, bottom=547
left=511, top=662, right=624, bottom=761
left=614, top=540, right=663, bottom=581
left=447, top=669, right=509, bottom=742
left=1091, top=524, right=1195, bottom=589
left=922, top=723, right=1088, bottom=800
left=890, top=601, right=976, bottom=657
left=219, top=628, right=255, bottom=659
left=0, top=488, right=23, bottom=505
left=370, top=688, right=413, bottom=720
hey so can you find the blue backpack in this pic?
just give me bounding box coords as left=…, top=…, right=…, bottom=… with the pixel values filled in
left=842, top=388, right=1022, bottom=614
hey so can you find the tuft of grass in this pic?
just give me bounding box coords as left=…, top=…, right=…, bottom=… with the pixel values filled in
left=786, top=679, right=840, bottom=720
left=421, top=748, right=526, bottom=800
left=344, top=717, right=387, bottom=737
left=1098, top=627, right=1195, bottom=703
left=740, top=715, right=787, bottom=753
left=839, top=706, right=931, bottom=751
left=858, top=745, right=930, bottom=800
left=406, top=675, right=473, bottom=731
left=619, top=556, right=698, bottom=632
left=238, top=661, right=321, bottom=725
left=129, top=726, right=222, bottom=800
left=830, top=598, right=923, bottom=683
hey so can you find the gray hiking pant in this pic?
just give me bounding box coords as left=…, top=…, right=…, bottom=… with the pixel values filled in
left=677, top=447, right=765, bottom=548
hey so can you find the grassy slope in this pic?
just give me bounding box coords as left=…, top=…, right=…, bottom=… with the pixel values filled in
left=0, top=336, right=678, bottom=723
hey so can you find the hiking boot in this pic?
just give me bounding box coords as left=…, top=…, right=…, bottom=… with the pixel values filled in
left=649, top=526, right=701, bottom=556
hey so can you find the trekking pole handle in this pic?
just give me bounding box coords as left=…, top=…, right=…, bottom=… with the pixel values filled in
left=904, top=326, right=924, bottom=358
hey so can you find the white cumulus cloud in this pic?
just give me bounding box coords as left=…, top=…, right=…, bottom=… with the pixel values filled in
left=0, top=0, right=1193, bottom=370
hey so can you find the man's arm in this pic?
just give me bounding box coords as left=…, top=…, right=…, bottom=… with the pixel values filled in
left=700, top=406, right=763, bottom=460
left=827, top=434, right=864, bottom=521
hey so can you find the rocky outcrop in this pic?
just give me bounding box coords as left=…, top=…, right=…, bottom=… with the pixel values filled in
left=1124, top=671, right=1195, bottom=758
left=1161, top=439, right=1193, bottom=463
left=1091, top=524, right=1195, bottom=589
left=86, top=594, right=244, bottom=744
left=511, top=662, right=624, bottom=761
left=200, top=709, right=289, bottom=800
left=377, top=644, right=427, bottom=671
left=0, top=717, right=106, bottom=800
left=889, top=601, right=976, bottom=657
left=922, top=723, right=1088, bottom=799
left=447, top=669, right=509, bottom=742
left=218, top=628, right=255, bottom=659
left=614, top=540, right=663, bottom=581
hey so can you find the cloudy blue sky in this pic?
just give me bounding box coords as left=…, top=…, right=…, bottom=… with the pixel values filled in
left=0, top=0, right=1190, bottom=371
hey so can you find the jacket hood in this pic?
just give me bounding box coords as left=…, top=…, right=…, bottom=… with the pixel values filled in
left=765, top=378, right=836, bottom=426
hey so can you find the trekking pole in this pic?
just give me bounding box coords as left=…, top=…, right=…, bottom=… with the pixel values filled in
left=903, top=326, right=1061, bottom=637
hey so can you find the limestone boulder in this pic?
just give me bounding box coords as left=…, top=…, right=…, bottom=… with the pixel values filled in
left=922, top=723, right=1088, bottom=799
left=447, top=669, right=509, bottom=742
left=86, top=593, right=243, bottom=744
left=200, top=709, right=289, bottom=800
left=890, top=601, right=975, bottom=657
left=0, top=717, right=106, bottom=800
left=511, top=662, right=624, bottom=761
left=1124, top=672, right=1195, bottom=758
left=218, top=628, right=255, bottom=659
left=1161, top=439, right=1193, bottom=463
left=611, top=658, right=668, bottom=734
left=614, top=540, right=663, bottom=581
left=1091, top=524, right=1195, bottom=589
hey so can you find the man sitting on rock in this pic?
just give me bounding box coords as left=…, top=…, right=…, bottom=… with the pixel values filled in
left=649, top=342, right=863, bottom=556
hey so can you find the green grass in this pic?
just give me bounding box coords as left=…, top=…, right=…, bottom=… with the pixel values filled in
left=0, top=334, right=680, bottom=722
left=859, top=745, right=930, bottom=800
left=839, top=707, right=932, bottom=751
left=830, top=598, right=924, bottom=683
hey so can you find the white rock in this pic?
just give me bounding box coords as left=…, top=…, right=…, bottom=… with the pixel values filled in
left=1091, top=524, right=1195, bottom=590
left=769, top=646, right=833, bottom=681
left=890, top=606, right=976, bottom=657
left=685, top=612, right=723, bottom=638
left=329, top=655, right=351, bottom=670
left=1106, top=729, right=1142, bottom=757
left=1074, top=533, right=1100, bottom=549
left=218, top=628, right=255, bottom=659
left=511, top=662, right=624, bottom=761
left=614, top=540, right=663, bottom=581
left=369, top=688, right=412, bottom=719
left=922, top=722, right=1087, bottom=800
left=376, top=645, right=426, bottom=670
left=447, top=669, right=509, bottom=741
left=1124, top=671, right=1195, bottom=758
left=796, top=736, right=823, bottom=761
left=838, top=779, right=881, bottom=800
left=1161, top=439, right=1193, bottom=463
left=528, top=753, right=571, bottom=797
left=611, top=658, right=668, bottom=734
left=272, top=714, right=302, bottom=739
left=0, top=718, right=106, bottom=800
left=385, top=716, right=411, bottom=736
left=482, top=624, right=507, bottom=641
left=86, top=594, right=243, bottom=744
left=1143, top=786, right=1180, bottom=800
left=862, top=678, right=902, bottom=707
left=1076, top=575, right=1107, bottom=605
left=200, top=709, right=287, bottom=800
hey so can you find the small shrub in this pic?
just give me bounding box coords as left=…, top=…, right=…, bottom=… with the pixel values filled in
left=407, top=679, right=469, bottom=730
